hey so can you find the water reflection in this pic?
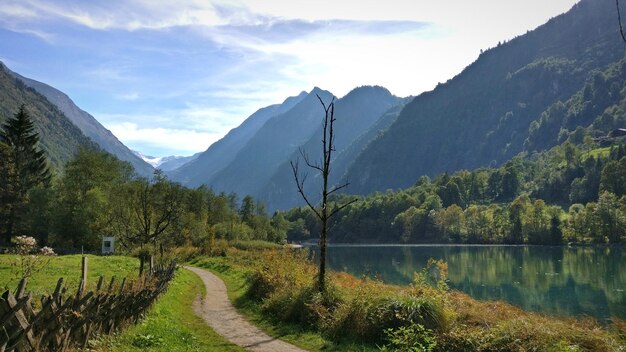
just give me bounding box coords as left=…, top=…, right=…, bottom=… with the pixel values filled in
left=321, top=245, right=626, bottom=320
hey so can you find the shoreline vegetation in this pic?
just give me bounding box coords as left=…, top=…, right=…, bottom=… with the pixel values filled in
left=284, top=142, right=626, bottom=247
left=1, top=244, right=625, bottom=351
left=190, top=244, right=626, bottom=352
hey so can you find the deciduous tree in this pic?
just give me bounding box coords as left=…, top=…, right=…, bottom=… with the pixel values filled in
left=291, top=95, right=356, bottom=292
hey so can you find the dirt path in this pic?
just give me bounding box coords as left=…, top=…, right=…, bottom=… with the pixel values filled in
left=185, top=266, right=308, bottom=352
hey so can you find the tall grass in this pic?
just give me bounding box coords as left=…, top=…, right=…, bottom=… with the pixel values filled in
left=195, top=247, right=626, bottom=352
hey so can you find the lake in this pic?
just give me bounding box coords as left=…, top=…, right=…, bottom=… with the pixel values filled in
left=317, top=245, right=626, bottom=321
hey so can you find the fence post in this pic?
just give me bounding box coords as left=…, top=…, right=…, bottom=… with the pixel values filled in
left=78, top=256, right=88, bottom=296
left=148, top=256, right=154, bottom=275
left=15, top=277, right=28, bottom=298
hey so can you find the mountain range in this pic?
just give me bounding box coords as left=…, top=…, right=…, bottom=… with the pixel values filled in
left=167, top=86, right=405, bottom=210
left=168, top=0, right=625, bottom=211
left=2, top=0, right=624, bottom=213
left=168, top=91, right=308, bottom=186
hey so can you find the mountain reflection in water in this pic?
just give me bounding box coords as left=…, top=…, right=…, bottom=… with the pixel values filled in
left=315, top=245, right=626, bottom=321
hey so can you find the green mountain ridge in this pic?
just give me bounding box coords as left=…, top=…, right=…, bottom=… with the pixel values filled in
left=3, top=64, right=155, bottom=177
left=0, top=64, right=96, bottom=172
left=344, top=0, right=626, bottom=194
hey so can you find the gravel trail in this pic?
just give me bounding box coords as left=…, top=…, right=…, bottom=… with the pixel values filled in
left=185, top=266, right=308, bottom=352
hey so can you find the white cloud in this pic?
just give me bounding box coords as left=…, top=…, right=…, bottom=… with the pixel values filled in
left=0, top=0, right=227, bottom=31
left=107, top=122, right=220, bottom=156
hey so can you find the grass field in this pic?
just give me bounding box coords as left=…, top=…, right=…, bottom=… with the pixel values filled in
left=0, top=254, right=140, bottom=296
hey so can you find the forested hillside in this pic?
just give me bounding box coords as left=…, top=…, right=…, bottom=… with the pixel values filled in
left=0, top=64, right=95, bottom=171
left=346, top=0, right=626, bottom=194
left=285, top=141, right=626, bottom=245
left=4, top=63, right=155, bottom=177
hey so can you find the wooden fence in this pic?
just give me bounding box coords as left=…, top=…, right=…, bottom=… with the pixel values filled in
left=0, top=257, right=176, bottom=352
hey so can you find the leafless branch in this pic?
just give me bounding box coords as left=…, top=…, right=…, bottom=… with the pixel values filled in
left=299, top=147, right=323, bottom=172
left=328, top=182, right=351, bottom=195
left=618, top=0, right=626, bottom=42
left=316, top=94, right=328, bottom=112
left=290, top=160, right=322, bottom=220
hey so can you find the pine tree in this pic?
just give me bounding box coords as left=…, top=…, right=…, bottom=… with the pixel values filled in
left=0, top=105, right=51, bottom=240
left=0, top=142, right=17, bottom=242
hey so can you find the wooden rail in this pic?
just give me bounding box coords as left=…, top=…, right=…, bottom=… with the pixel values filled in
left=0, top=258, right=176, bottom=352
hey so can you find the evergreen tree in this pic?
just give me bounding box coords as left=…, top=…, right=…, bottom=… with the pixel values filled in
left=0, top=142, right=17, bottom=243
left=0, top=105, right=51, bottom=240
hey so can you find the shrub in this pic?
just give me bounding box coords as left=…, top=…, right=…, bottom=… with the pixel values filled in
left=378, top=324, right=437, bottom=352
left=263, top=283, right=341, bottom=328
left=201, top=238, right=229, bottom=257
left=372, top=295, right=449, bottom=333
left=323, top=282, right=388, bottom=341
left=230, top=240, right=282, bottom=251
left=10, top=235, right=55, bottom=278
left=166, top=245, right=201, bottom=262
left=245, top=249, right=315, bottom=301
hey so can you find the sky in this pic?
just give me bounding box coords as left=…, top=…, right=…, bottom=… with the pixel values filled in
left=0, top=0, right=580, bottom=157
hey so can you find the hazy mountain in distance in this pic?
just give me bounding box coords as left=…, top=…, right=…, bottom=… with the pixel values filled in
left=0, top=63, right=96, bottom=171
left=168, top=91, right=307, bottom=186
left=3, top=63, right=154, bottom=177
left=133, top=150, right=201, bottom=171
left=158, top=152, right=202, bottom=171
left=259, top=86, right=405, bottom=210
left=207, top=88, right=334, bottom=198
left=345, top=0, right=626, bottom=194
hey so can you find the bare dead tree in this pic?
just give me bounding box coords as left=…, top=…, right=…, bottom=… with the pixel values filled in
left=290, top=94, right=357, bottom=292
left=618, top=0, right=626, bottom=42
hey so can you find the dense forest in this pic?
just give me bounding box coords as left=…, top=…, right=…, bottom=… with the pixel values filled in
left=285, top=139, right=626, bottom=245
left=0, top=107, right=289, bottom=252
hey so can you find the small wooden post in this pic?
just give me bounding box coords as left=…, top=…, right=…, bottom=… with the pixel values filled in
left=148, top=256, right=154, bottom=275
left=96, top=275, right=104, bottom=292
left=15, top=277, right=28, bottom=298
left=107, top=277, right=116, bottom=293
left=78, top=256, right=88, bottom=296
left=82, top=256, right=88, bottom=283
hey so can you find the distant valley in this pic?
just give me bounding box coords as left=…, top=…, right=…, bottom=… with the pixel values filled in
left=133, top=150, right=201, bottom=171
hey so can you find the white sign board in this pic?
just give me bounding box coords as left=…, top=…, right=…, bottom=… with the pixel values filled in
left=102, top=236, right=115, bottom=255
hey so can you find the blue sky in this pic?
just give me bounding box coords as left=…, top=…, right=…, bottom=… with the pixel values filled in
left=0, top=0, right=579, bottom=157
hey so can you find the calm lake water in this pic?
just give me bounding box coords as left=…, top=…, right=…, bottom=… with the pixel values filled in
left=317, top=245, right=626, bottom=321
